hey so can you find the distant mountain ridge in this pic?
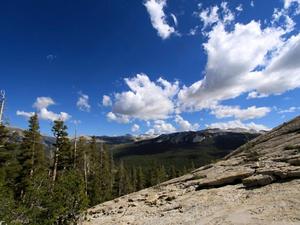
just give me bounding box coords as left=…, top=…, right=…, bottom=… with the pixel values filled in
left=6, top=126, right=262, bottom=168
left=111, top=128, right=262, bottom=170
left=7, top=126, right=264, bottom=146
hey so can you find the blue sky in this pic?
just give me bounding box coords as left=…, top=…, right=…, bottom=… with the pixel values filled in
left=1, top=0, right=300, bottom=136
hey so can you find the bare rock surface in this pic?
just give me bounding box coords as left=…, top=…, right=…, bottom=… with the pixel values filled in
left=81, top=116, right=300, bottom=225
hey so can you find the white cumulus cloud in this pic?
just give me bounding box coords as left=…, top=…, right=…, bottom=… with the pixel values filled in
left=284, top=0, right=300, bottom=11
left=16, top=110, right=34, bottom=118
left=146, top=120, right=176, bottom=135
left=207, top=120, right=270, bottom=131
left=102, top=95, right=112, bottom=107
left=39, top=108, right=71, bottom=121
left=144, top=0, right=176, bottom=39
left=33, top=97, right=55, bottom=110
left=17, top=97, right=71, bottom=122
left=210, top=105, right=271, bottom=120
left=199, top=5, right=219, bottom=29
left=108, top=74, right=179, bottom=121
left=178, top=19, right=294, bottom=112
left=77, top=92, right=91, bottom=112
left=106, top=112, right=130, bottom=124
left=174, top=115, right=199, bottom=131
left=131, top=124, right=140, bottom=133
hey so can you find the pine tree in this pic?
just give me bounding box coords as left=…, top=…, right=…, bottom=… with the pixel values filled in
left=0, top=124, right=10, bottom=172
left=131, top=167, right=137, bottom=192
left=0, top=125, right=21, bottom=193
left=0, top=123, right=9, bottom=145
left=181, top=166, right=187, bottom=175
left=148, top=167, right=157, bottom=187
left=99, top=143, right=112, bottom=201
left=156, top=165, right=166, bottom=183
left=21, top=171, right=53, bottom=225
left=74, top=136, right=88, bottom=196
left=18, top=114, right=46, bottom=195
left=114, top=161, right=132, bottom=197
left=136, top=166, right=145, bottom=190
left=51, top=120, right=71, bottom=182
left=190, top=161, right=195, bottom=171
left=169, top=165, right=177, bottom=179
left=51, top=170, right=88, bottom=224
left=87, top=136, right=102, bottom=205
left=0, top=168, right=15, bottom=223
left=0, top=125, right=22, bottom=223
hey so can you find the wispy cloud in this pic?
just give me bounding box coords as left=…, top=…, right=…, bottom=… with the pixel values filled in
left=278, top=106, right=300, bottom=114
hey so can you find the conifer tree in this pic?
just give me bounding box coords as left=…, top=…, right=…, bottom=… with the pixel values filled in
left=0, top=126, right=21, bottom=193
left=148, top=168, right=157, bottom=187
left=0, top=124, right=10, bottom=172
left=131, top=167, right=137, bottom=192
left=19, top=114, right=46, bottom=194
left=114, top=161, right=132, bottom=196
left=156, top=165, right=166, bottom=183
left=98, top=143, right=112, bottom=201
left=51, top=120, right=71, bottom=182
left=136, top=166, right=145, bottom=190
left=75, top=136, right=89, bottom=194
left=190, top=161, right=195, bottom=171
left=181, top=166, right=187, bottom=175
left=88, top=136, right=102, bottom=205
left=0, top=123, right=9, bottom=145
left=0, top=163, right=15, bottom=223
left=51, top=170, right=88, bottom=224
left=169, top=165, right=177, bottom=179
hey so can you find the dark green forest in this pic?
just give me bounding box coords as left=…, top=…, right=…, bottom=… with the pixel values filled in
left=0, top=114, right=195, bottom=225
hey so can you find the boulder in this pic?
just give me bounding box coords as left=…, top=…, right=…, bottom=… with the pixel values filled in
left=242, top=174, right=275, bottom=188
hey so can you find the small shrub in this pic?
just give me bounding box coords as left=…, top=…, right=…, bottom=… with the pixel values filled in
left=284, top=145, right=297, bottom=150
left=192, top=174, right=207, bottom=180
left=245, top=150, right=259, bottom=162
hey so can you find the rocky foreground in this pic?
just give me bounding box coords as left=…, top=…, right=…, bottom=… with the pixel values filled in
left=81, top=116, right=300, bottom=225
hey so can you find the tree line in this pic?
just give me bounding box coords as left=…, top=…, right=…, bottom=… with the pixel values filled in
left=0, top=114, right=194, bottom=224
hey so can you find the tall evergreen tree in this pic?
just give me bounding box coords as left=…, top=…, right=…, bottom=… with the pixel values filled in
left=75, top=136, right=91, bottom=198
left=98, top=143, right=113, bottom=201
left=114, top=161, right=132, bottom=197
left=0, top=125, right=22, bottom=223
left=136, top=166, right=145, bottom=190
left=0, top=125, right=21, bottom=193
left=190, top=161, right=195, bottom=171
left=51, top=120, right=71, bottom=182
left=131, top=167, right=137, bottom=192
left=18, top=114, right=46, bottom=195
left=156, top=165, right=166, bottom=184
left=169, top=165, right=177, bottom=179
left=87, top=136, right=101, bottom=205
left=51, top=170, right=88, bottom=224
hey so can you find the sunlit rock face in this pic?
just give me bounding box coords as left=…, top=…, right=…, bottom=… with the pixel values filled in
left=81, top=116, right=300, bottom=225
